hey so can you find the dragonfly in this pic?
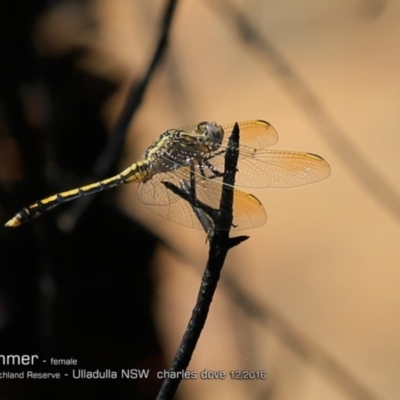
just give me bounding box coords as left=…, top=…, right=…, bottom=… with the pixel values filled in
left=4, top=120, right=330, bottom=230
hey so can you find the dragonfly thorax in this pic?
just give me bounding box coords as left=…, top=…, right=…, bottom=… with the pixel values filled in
left=143, top=122, right=225, bottom=176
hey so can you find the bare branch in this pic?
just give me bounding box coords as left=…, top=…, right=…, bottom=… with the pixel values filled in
left=58, top=0, right=179, bottom=232
left=156, top=123, right=249, bottom=399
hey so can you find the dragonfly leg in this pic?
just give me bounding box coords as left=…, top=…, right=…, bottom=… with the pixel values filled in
left=203, top=159, right=224, bottom=179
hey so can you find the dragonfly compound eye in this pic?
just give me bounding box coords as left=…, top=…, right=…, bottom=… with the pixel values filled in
left=199, top=122, right=224, bottom=151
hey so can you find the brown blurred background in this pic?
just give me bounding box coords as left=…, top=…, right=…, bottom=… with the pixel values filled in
left=0, top=0, right=399, bottom=399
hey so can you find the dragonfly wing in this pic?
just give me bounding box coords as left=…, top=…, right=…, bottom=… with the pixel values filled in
left=237, top=149, right=331, bottom=188
left=230, top=187, right=267, bottom=230
left=138, top=170, right=205, bottom=230
left=190, top=177, right=267, bottom=230
left=221, top=120, right=278, bottom=149
left=205, top=147, right=331, bottom=188
left=138, top=169, right=267, bottom=230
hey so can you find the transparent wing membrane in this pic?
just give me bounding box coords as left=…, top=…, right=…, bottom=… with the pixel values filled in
left=204, top=147, right=331, bottom=188
left=220, top=120, right=279, bottom=149
left=138, top=170, right=267, bottom=230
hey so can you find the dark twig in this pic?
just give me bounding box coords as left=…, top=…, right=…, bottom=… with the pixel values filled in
left=179, top=178, right=215, bottom=237
left=156, top=123, right=248, bottom=399
left=210, top=0, right=400, bottom=223
left=162, top=181, right=218, bottom=227
left=58, top=0, right=179, bottom=232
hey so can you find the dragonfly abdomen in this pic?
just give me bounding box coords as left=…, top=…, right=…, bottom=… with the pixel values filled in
left=4, top=161, right=151, bottom=227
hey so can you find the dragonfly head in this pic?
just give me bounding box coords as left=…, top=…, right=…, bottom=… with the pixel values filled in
left=196, top=122, right=224, bottom=151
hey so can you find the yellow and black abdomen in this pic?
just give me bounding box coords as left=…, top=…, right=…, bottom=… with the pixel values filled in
left=5, top=160, right=151, bottom=227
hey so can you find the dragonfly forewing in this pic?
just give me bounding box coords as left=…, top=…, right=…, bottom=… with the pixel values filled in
left=220, top=120, right=279, bottom=149
left=203, top=147, right=331, bottom=188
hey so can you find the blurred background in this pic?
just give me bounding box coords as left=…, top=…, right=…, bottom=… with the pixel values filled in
left=0, top=0, right=399, bottom=399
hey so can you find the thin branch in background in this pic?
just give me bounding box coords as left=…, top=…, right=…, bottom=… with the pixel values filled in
left=156, top=124, right=249, bottom=400
left=359, top=0, right=389, bottom=19
left=209, top=0, right=400, bottom=223
left=58, top=0, right=179, bottom=232
left=199, top=3, right=385, bottom=398
left=223, top=273, right=382, bottom=400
